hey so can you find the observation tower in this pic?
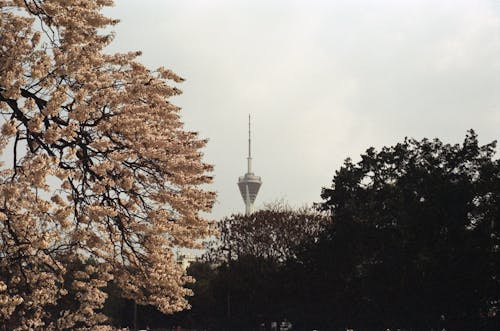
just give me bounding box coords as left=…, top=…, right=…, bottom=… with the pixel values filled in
left=238, top=115, right=262, bottom=215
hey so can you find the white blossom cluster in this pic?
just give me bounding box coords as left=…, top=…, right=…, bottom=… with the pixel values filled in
left=0, top=0, right=215, bottom=329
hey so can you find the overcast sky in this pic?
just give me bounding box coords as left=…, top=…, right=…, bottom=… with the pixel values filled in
left=104, top=0, right=500, bottom=219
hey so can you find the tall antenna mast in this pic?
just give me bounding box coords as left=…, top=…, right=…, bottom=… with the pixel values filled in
left=247, top=114, right=252, bottom=173
left=238, top=114, right=262, bottom=215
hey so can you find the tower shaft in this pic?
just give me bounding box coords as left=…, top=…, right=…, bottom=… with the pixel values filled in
left=247, top=114, right=252, bottom=173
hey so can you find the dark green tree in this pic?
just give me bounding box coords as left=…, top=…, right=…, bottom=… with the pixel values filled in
left=170, top=204, right=330, bottom=331
left=211, top=202, right=330, bottom=263
left=317, top=130, right=499, bottom=330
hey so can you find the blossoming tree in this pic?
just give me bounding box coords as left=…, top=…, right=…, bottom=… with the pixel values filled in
left=0, top=0, right=215, bottom=329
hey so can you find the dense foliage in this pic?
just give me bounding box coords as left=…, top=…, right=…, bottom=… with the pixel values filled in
left=308, top=130, right=499, bottom=330
left=0, top=1, right=214, bottom=329
left=206, top=203, right=330, bottom=263
left=165, top=204, right=330, bottom=331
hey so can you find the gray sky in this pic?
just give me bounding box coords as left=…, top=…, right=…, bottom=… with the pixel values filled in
left=104, top=0, right=500, bottom=219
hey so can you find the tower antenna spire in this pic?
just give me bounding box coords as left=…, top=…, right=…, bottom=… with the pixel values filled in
left=248, top=114, right=252, bottom=173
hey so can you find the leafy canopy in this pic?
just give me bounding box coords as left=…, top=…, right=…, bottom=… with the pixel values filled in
left=0, top=1, right=215, bottom=329
left=318, top=130, right=499, bottom=328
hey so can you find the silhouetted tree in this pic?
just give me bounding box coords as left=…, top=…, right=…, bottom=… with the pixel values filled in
left=315, top=130, right=499, bottom=330
left=208, top=202, right=331, bottom=263
left=168, top=204, right=330, bottom=331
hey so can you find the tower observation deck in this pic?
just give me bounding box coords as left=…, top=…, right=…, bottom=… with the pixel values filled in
left=238, top=115, right=262, bottom=215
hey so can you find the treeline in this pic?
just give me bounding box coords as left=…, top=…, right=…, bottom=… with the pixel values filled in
left=107, top=131, right=500, bottom=330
